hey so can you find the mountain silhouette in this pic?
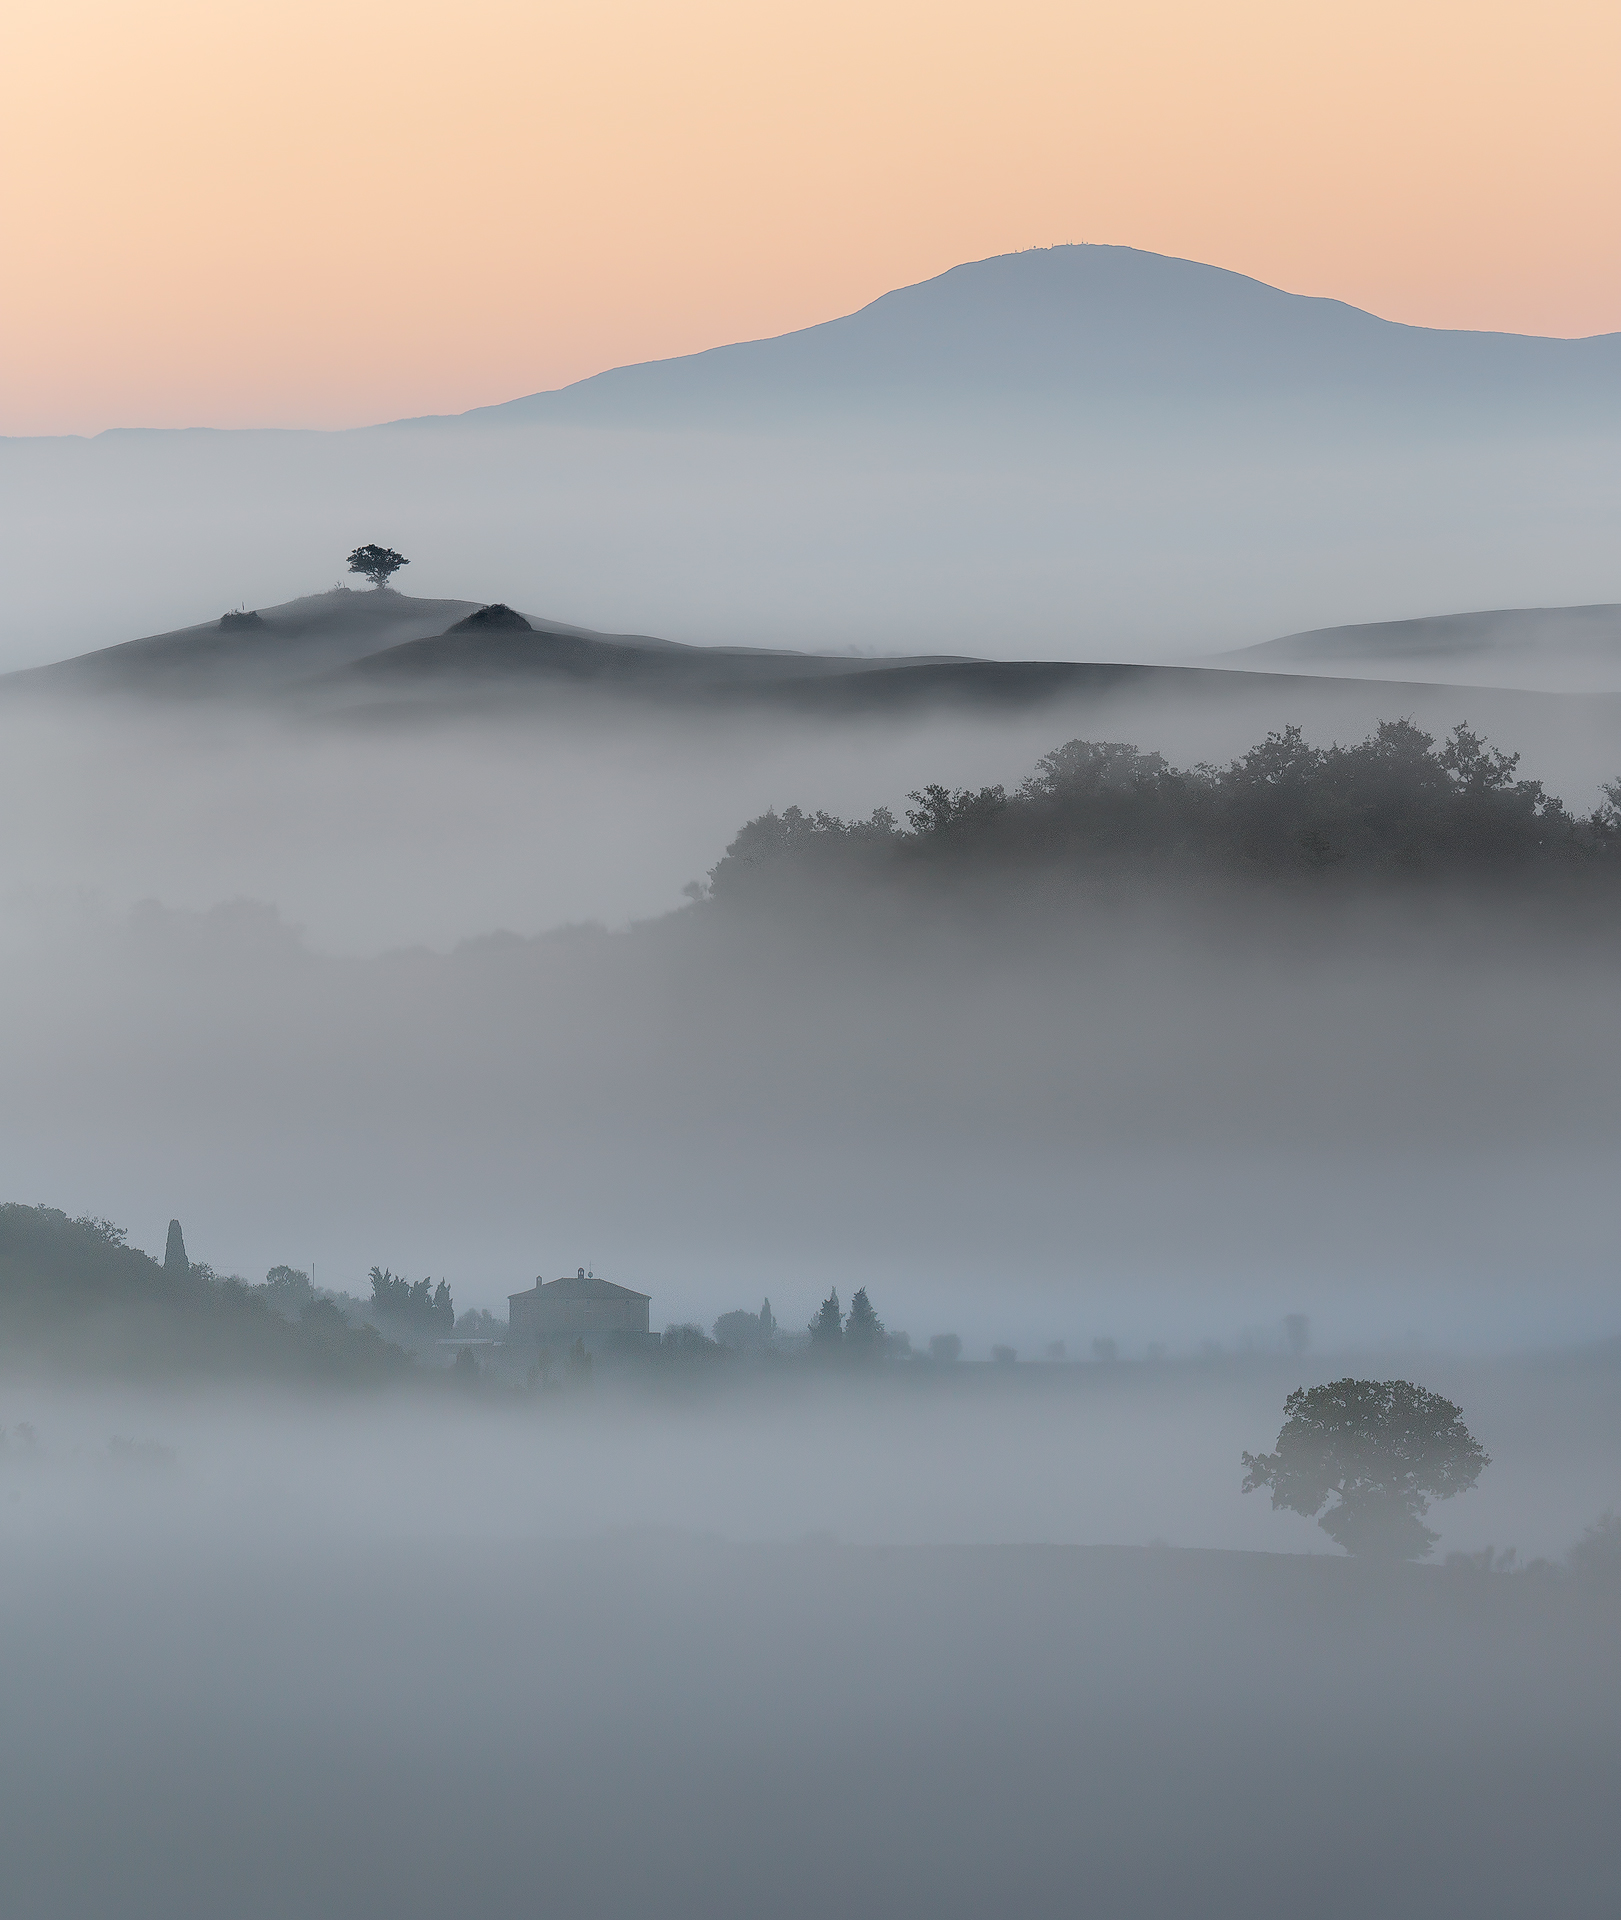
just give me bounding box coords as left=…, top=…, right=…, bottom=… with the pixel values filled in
left=421, top=244, right=1621, bottom=432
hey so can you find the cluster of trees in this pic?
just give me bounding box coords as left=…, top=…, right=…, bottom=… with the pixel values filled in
left=808, top=1286, right=891, bottom=1361
left=262, top=1265, right=316, bottom=1317
left=705, top=721, right=1621, bottom=900
left=368, top=1267, right=454, bottom=1334
left=713, top=1299, right=777, bottom=1351
left=0, top=1206, right=407, bottom=1383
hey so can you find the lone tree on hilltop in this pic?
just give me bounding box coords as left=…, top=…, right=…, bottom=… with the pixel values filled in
left=346, top=544, right=409, bottom=590
left=1242, top=1378, right=1489, bottom=1560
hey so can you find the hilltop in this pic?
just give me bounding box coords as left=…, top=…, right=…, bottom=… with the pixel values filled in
left=9, top=590, right=1621, bottom=821
left=0, top=587, right=679, bottom=702
left=428, top=243, right=1621, bottom=433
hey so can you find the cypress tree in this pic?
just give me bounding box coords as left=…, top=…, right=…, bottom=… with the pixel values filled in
left=844, top=1287, right=884, bottom=1360
left=808, top=1289, right=843, bottom=1350
left=163, top=1219, right=189, bottom=1276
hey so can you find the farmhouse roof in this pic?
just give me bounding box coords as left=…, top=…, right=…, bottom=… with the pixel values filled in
left=508, top=1268, right=650, bottom=1305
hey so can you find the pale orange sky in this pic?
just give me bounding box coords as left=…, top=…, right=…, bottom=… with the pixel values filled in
left=2, top=0, right=1618, bottom=436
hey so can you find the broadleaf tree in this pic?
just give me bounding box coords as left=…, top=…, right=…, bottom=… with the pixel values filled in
left=346, top=544, right=409, bottom=589
left=1242, top=1378, right=1489, bottom=1559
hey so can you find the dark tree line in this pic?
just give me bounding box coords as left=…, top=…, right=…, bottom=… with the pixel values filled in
left=368, top=1267, right=454, bottom=1334
left=705, top=721, right=1621, bottom=900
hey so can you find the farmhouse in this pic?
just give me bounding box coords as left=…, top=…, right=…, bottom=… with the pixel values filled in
left=508, top=1268, right=653, bottom=1349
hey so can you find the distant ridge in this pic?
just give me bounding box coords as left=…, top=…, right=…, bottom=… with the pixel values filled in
left=1215, top=603, right=1621, bottom=693
left=8, top=591, right=1621, bottom=761
left=408, top=244, right=1621, bottom=433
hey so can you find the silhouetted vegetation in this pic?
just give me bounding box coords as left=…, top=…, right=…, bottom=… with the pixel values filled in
left=1243, top=1378, right=1490, bottom=1559
left=1566, top=1511, right=1621, bottom=1582
left=706, top=722, right=1621, bottom=903
left=346, top=543, right=409, bottom=589
left=0, top=1205, right=408, bottom=1383
left=262, top=1265, right=315, bottom=1318
left=714, top=1299, right=776, bottom=1351
left=808, top=1288, right=843, bottom=1354
left=368, top=1266, right=454, bottom=1334
left=844, top=1286, right=885, bottom=1362
left=661, top=1322, right=728, bottom=1362
left=446, top=603, right=531, bottom=633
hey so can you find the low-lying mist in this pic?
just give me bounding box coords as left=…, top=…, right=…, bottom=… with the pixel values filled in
left=6, top=679, right=1621, bottom=1917
left=1, top=1371, right=1618, bottom=1920
left=5, top=411, right=1621, bottom=673
left=4, top=675, right=1619, bottom=949
left=4, top=692, right=1620, bottom=1355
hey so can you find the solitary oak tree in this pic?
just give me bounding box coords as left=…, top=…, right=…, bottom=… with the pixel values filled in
left=346, top=544, right=409, bottom=589
left=1242, top=1378, right=1488, bottom=1560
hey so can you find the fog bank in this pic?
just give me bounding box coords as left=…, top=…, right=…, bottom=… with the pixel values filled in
left=1, top=1385, right=1617, bottom=1920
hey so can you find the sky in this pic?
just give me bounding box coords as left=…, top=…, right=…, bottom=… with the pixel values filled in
left=3, top=0, right=1619, bottom=437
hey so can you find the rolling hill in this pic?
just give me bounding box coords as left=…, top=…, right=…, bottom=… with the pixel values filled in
left=1214, top=604, right=1621, bottom=693
left=10, top=592, right=1621, bottom=817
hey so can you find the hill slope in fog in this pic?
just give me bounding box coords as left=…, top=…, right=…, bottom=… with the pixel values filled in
left=1, top=588, right=690, bottom=702
left=0, top=1206, right=406, bottom=1382
left=1217, top=603, right=1621, bottom=693
left=10, top=593, right=1621, bottom=788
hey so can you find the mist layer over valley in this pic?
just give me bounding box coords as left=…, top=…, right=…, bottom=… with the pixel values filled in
left=6, top=643, right=1621, bottom=1357
left=8, top=668, right=1621, bottom=1920
left=7, top=244, right=1621, bottom=1920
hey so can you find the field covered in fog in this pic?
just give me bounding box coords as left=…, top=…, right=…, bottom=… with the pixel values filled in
left=2, top=1376, right=1619, bottom=1920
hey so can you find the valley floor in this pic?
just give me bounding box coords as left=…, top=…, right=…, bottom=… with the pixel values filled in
left=0, top=1526, right=1613, bottom=1920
